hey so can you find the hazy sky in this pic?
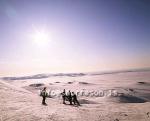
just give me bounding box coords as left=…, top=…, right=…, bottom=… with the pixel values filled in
left=0, top=0, right=150, bottom=76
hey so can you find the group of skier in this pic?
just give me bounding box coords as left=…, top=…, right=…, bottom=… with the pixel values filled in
left=61, top=89, right=80, bottom=106
left=40, top=87, right=80, bottom=106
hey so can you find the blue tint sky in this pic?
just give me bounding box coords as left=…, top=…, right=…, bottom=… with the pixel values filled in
left=0, top=0, right=150, bottom=76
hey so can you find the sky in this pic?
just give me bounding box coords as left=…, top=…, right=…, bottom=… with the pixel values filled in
left=0, top=0, right=150, bottom=76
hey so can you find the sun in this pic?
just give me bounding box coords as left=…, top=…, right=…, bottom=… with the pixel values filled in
left=32, top=30, right=50, bottom=45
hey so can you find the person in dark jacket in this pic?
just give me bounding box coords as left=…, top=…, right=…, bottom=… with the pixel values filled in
left=72, top=92, right=80, bottom=106
left=41, top=87, right=48, bottom=105
left=61, top=89, right=66, bottom=104
left=67, top=90, right=72, bottom=105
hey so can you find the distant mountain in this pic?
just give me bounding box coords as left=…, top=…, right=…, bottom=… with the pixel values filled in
left=2, top=73, right=86, bottom=80
left=1, top=68, right=150, bottom=81
left=89, top=68, right=150, bottom=76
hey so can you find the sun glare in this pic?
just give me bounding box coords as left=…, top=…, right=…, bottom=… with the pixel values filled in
left=32, top=30, right=50, bottom=45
